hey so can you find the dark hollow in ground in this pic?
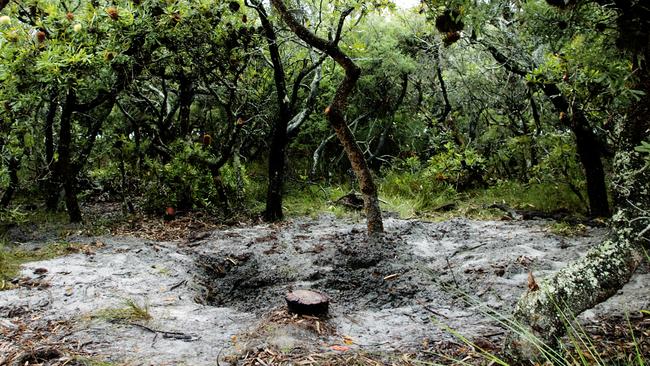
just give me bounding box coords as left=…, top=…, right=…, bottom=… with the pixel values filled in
left=193, top=220, right=443, bottom=314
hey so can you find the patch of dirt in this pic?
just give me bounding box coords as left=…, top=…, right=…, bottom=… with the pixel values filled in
left=0, top=214, right=648, bottom=365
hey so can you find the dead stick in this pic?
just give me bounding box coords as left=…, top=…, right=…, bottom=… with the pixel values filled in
left=446, top=257, right=460, bottom=289
left=128, top=322, right=192, bottom=338
left=168, top=279, right=186, bottom=291
left=416, top=299, right=448, bottom=319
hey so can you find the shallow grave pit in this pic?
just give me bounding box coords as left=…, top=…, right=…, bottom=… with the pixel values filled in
left=191, top=217, right=437, bottom=313
left=187, top=215, right=642, bottom=356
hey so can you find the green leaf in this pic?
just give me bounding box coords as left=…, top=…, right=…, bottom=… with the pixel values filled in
left=23, top=133, right=34, bottom=148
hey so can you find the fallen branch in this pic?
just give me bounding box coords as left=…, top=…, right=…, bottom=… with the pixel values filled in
left=416, top=299, right=448, bottom=319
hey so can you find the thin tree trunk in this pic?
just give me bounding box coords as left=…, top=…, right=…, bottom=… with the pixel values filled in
left=254, top=1, right=292, bottom=222
left=178, top=72, right=194, bottom=137
left=56, top=89, right=82, bottom=222
left=369, top=73, right=408, bottom=166
left=44, top=95, right=60, bottom=210
left=270, top=0, right=384, bottom=236
left=311, top=133, right=336, bottom=179
left=434, top=45, right=452, bottom=126
left=528, top=89, right=540, bottom=166
left=0, top=157, right=20, bottom=208
left=542, top=83, right=610, bottom=217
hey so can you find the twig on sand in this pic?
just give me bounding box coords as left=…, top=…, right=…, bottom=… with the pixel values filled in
left=216, top=345, right=226, bottom=366
left=168, top=279, right=186, bottom=291
left=450, top=243, right=488, bottom=258
left=445, top=257, right=460, bottom=289
left=127, top=322, right=195, bottom=341
left=416, top=299, right=448, bottom=319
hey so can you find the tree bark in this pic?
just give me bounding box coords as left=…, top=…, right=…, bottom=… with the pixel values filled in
left=0, top=156, right=20, bottom=208
left=44, top=96, right=59, bottom=210
left=434, top=46, right=452, bottom=126
left=253, top=1, right=292, bottom=222
left=542, top=83, right=610, bottom=217
left=505, top=54, right=650, bottom=364
left=270, top=0, right=384, bottom=236
left=178, top=72, right=194, bottom=137
left=368, top=73, right=408, bottom=167
left=56, top=89, right=82, bottom=222
left=528, top=89, right=541, bottom=166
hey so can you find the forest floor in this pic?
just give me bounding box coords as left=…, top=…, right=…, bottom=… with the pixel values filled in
left=0, top=207, right=649, bottom=365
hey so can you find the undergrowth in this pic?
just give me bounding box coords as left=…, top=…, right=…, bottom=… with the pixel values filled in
left=279, top=177, right=587, bottom=222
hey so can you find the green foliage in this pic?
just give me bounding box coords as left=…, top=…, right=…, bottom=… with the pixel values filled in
left=70, top=357, right=117, bottom=366
left=547, top=222, right=588, bottom=237
left=0, top=0, right=639, bottom=229
left=379, top=158, right=585, bottom=220
left=423, top=142, right=486, bottom=189
left=283, top=183, right=355, bottom=218
left=530, top=134, right=587, bottom=203
left=636, top=141, right=650, bottom=164
left=425, top=282, right=648, bottom=366
left=380, top=155, right=458, bottom=213
left=141, top=142, right=219, bottom=212
left=473, top=180, right=584, bottom=214
left=0, top=207, right=29, bottom=227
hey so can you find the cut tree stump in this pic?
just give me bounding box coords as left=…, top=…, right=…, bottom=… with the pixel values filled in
left=285, top=290, right=329, bottom=315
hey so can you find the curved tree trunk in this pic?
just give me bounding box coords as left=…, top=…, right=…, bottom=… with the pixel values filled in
left=270, top=0, right=384, bottom=236
left=505, top=64, right=650, bottom=363
left=483, top=43, right=611, bottom=218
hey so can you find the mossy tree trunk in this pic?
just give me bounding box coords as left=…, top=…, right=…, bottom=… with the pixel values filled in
left=270, top=0, right=384, bottom=236
left=505, top=13, right=650, bottom=358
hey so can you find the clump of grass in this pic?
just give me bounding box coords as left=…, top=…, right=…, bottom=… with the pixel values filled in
left=379, top=176, right=588, bottom=220
left=283, top=183, right=360, bottom=219
left=72, top=357, right=118, bottom=366
left=0, top=241, right=80, bottom=286
left=423, top=282, right=648, bottom=366
left=95, top=299, right=152, bottom=323
left=548, top=222, right=588, bottom=236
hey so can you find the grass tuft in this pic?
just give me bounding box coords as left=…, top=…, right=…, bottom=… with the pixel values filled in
left=422, top=281, right=649, bottom=366
left=94, top=299, right=152, bottom=323
left=548, top=222, right=588, bottom=236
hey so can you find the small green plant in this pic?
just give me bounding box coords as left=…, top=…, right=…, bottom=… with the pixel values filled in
left=635, top=140, right=650, bottom=161
left=72, top=357, right=118, bottom=366
left=0, top=207, right=29, bottom=226
left=94, top=299, right=152, bottom=323
left=548, top=222, right=588, bottom=236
